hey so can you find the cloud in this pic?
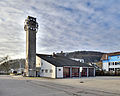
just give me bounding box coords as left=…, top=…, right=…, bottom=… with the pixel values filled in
left=0, top=0, right=120, bottom=58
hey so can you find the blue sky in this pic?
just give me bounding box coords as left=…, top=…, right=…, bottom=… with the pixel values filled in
left=0, top=0, right=120, bottom=58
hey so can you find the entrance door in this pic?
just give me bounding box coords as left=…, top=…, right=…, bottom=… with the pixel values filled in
left=63, top=67, right=70, bottom=78
left=72, top=68, right=79, bottom=77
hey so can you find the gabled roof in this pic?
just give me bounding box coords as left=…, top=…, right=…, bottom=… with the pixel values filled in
left=101, top=52, right=120, bottom=60
left=36, top=54, right=91, bottom=67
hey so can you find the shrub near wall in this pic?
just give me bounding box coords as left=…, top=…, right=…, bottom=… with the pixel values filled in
left=96, top=70, right=104, bottom=76
left=96, top=70, right=120, bottom=76
left=0, top=73, right=10, bottom=75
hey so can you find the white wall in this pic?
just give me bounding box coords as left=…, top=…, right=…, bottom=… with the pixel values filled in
left=40, top=59, right=56, bottom=78
left=102, top=62, right=109, bottom=71
left=56, top=67, right=63, bottom=78
left=36, top=56, right=41, bottom=68
left=109, top=65, right=120, bottom=68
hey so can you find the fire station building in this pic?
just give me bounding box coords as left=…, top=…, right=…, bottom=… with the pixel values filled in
left=36, top=54, right=95, bottom=78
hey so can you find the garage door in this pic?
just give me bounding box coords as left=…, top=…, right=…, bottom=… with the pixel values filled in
left=72, top=68, right=79, bottom=77
left=63, top=67, right=70, bottom=78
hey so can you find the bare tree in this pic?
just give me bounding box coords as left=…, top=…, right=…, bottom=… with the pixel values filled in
left=0, top=55, right=10, bottom=73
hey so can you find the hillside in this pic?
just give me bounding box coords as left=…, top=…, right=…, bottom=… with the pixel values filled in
left=0, top=59, right=25, bottom=72
left=57, top=51, right=105, bottom=63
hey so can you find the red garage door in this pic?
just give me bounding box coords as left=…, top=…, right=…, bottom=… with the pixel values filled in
left=72, top=68, right=79, bottom=77
left=63, top=67, right=70, bottom=78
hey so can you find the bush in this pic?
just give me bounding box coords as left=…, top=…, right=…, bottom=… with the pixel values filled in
left=96, top=70, right=120, bottom=76
left=0, top=73, right=10, bottom=75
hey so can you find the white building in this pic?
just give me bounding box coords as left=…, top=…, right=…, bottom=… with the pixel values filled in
left=36, top=54, right=95, bottom=78
left=101, top=52, right=120, bottom=72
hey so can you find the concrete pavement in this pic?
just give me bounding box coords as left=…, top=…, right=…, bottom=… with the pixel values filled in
left=0, top=76, right=70, bottom=96
left=0, top=75, right=120, bottom=96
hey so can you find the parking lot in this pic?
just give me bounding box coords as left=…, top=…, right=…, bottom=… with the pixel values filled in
left=0, top=75, right=120, bottom=96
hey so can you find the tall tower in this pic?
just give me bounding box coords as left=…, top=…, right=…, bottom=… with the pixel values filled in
left=24, top=16, right=38, bottom=77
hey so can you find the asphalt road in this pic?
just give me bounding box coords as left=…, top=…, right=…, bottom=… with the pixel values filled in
left=0, top=76, right=70, bottom=96
left=0, top=75, right=120, bottom=96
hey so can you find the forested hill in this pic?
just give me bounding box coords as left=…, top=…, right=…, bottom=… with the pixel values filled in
left=57, top=51, right=105, bottom=63
left=0, top=59, right=25, bottom=72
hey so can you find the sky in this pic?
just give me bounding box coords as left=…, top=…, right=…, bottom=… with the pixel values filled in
left=0, top=0, right=120, bottom=59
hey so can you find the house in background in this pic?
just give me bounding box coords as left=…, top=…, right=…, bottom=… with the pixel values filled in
left=36, top=54, right=95, bottom=78
left=70, top=58, right=84, bottom=63
left=101, top=52, right=120, bottom=72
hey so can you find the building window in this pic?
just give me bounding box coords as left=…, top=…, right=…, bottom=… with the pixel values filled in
left=109, top=68, right=114, bottom=71
left=115, top=68, right=120, bottom=71
left=110, top=62, right=113, bottom=65
left=109, top=62, right=110, bottom=66
left=45, top=69, right=48, bottom=73
left=59, top=69, right=61, bottom=71
left=41, top=62, right=43, bottom=66
left=41, top=69, right=44, bottom=73
left=50, top=69, right=53, bottom=73
left=117, top=62, right=120, bottom=65
left=113, top=68, right=114, bottom=71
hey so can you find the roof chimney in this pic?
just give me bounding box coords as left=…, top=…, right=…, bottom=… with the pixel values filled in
left=61, top=51, right=63, bottom=54
left=52, top=52, right=56, bottom=57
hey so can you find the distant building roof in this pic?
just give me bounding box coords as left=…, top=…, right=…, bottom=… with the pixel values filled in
left=36, top=54, right=91, bottom=67
left=101, top=52, right=120, bottom=60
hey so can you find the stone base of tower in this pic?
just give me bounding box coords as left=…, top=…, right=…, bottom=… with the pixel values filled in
left=24, top=69, right=36, bottom=77
left=28, top=70, right=36, bottom=77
